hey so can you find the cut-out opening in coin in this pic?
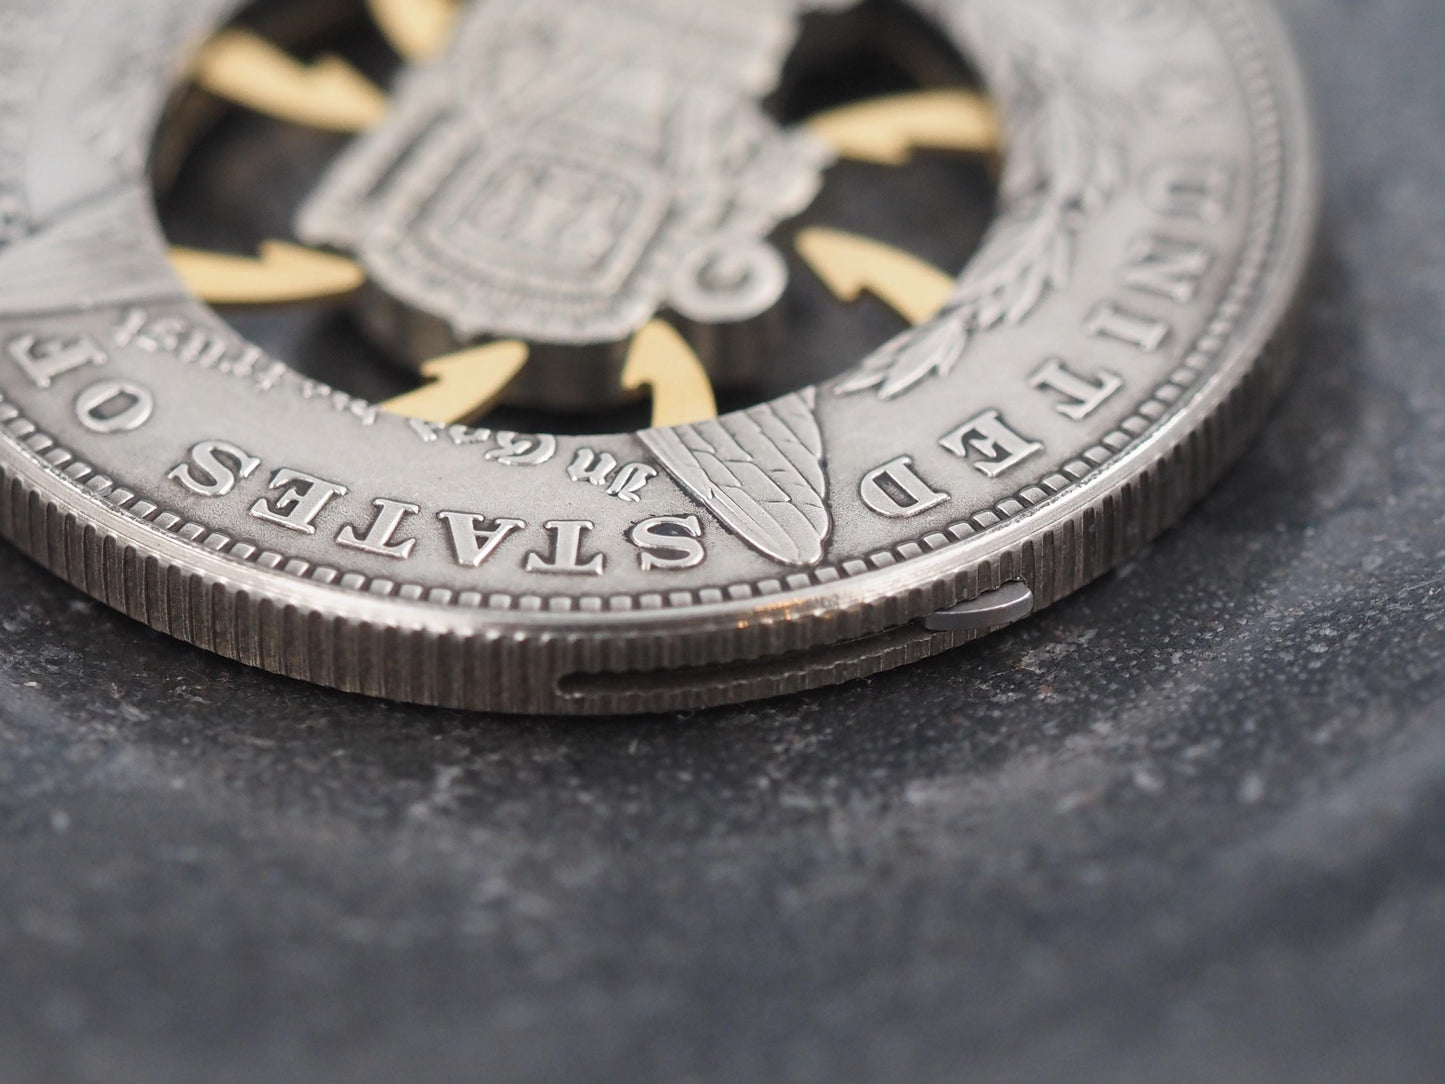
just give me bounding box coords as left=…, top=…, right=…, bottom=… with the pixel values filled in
left=153, top=0, right=999, bottom=435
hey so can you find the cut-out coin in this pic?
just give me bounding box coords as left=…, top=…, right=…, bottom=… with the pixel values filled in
left=0, top=0, right=1316, bottom=713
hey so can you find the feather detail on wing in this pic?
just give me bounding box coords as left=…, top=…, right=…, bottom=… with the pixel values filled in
left=836, top=30, right=1128, bottom=401
left=641, top=389, right=830, bottom=567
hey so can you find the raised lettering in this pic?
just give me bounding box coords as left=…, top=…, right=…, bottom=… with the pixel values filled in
left=1144, top=71, right=1223, bottom=126
left=485, top=431, right=557, bottom=467
left=940, top=411, right=1043, bottom=479
left=1143, top=159, right=1234, bottom=222
left=526, top=521, right=605, bottom=576
left=249, top=469, right=348, bottom=535
left=568, top=449, right=658, bottom=503
left=9, top=334, right=106, bottom=389
left=75, top=380, right=153, bottom=434
left=337, top=498, right=421, bottom=560
left=860, top=457, right=950, bottom=519
left=1085, top=303, right=1171, bottom=354
left=1124, top=235, right=1213, bottom=303
left=438, top=512, right=526, bottom=569
left=1030, top=359, right=1124, bottom=421
left=630, top=516, right=706, bottom=572
left=608, top=464, right=657, bottom=503
left=169, top=440, right=262, bottom=497
left=569, top=448, right=618, bottom=487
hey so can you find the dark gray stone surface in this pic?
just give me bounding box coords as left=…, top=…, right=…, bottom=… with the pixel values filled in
left=3, top=1, right=1444, bottom=1080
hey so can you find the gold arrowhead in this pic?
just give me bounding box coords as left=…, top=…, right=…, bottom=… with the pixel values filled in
left=192, top=29, right=389, bottom=133
left=808, top=89, right=1000, bottom=167
left=796, top=228, right=955, bottom=326
left=170, top=241, right=367, bottom=306
left=367, top=0, right=461, bottom=61
left=382, top=342, right=530, bottom=425
left=622, top=320, right=719, bottom=429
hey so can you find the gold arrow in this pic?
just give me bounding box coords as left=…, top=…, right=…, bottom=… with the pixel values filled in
left=796, top=228, right=955, bottom=326
left=367, top=0, right=460, bottom=61
left=622, top=320, right=719, bottom=428
left=382, top=342, right=531, bottom=425
left=808, top=89, right=1000, bottom=167
left=170, top=241, right=368, bottom=306
left=192, top=29, right=389, bottom=133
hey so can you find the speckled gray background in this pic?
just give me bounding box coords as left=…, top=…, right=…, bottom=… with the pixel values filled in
left=3, top=1, right=1444, bottom=1081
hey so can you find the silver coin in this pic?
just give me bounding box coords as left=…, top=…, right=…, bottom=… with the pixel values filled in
left=0, top=0, right=1317, bottom=714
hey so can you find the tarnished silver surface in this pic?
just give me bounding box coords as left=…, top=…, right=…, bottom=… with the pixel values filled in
left=0, top=0, right=1317, bottom=713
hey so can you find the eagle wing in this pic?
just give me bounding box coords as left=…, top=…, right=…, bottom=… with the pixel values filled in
left=641, top=389, right=830, bottom=567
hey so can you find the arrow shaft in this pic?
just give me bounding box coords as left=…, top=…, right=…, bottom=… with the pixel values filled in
left=367, top=0, right=460, bottom=61
left=382, top=342, right=530, bottom=425
left=809, top=89, right=1000, bottom=166
left=169, top=242, right=367, bottom=306
left=622, top=321, right=719, bottom=429
left=796, top=228, right=955, bottom=326
left=193, top=29, right=389, bottom=133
